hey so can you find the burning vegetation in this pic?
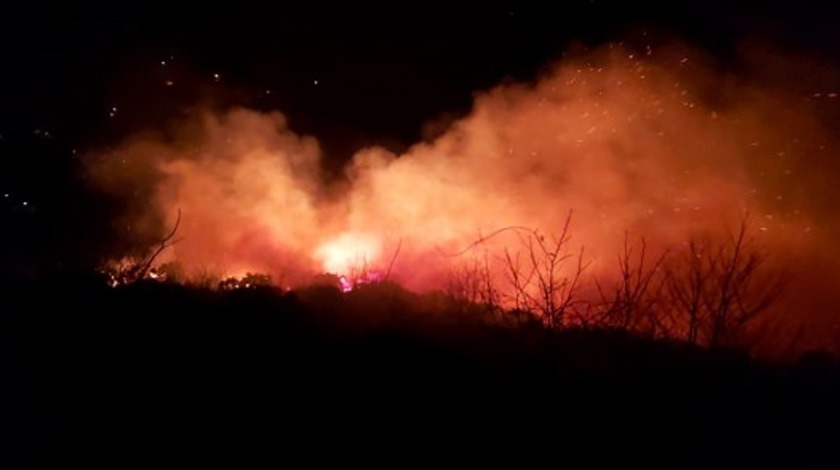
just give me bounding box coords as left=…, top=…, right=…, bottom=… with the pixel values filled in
left=88, top=43, right=840, bottom=355
left=99, top=210, right=792, bottom=354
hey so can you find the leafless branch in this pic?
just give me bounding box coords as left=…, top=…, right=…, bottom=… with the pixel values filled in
left=500, top=211, right=589, bottom=329
left=384, top=238, right=403, bottom=281
left=136, top=208, right=183, bottom=279
left=664, top=217, right=784, bottom=347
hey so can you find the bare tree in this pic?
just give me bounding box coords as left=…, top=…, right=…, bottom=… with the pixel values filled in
left=706, top=221, right=785, bottom=347
left=665, top=219, right=785, bottom=348
left=135, top=209, right=182, bottom=279
left=501, top=212, right=588, bottom=329
left=665, top=239, right=710, bottom=344
left=596, top=234, right=668, bottom=337
left=103, top=209, right=182, bottom=286
left=447, top=251, right=500, bottom=314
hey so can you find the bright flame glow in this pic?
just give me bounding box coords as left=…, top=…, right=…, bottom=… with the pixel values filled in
left=315, top=232, right=382, bottom=275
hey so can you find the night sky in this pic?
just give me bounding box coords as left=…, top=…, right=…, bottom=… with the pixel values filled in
left=3, top=2, right=839, bottom=151
left=1, top=1, right=839, bottom=275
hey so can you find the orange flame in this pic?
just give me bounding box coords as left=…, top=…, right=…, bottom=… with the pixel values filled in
left=315, top=232, right=382, bottom=275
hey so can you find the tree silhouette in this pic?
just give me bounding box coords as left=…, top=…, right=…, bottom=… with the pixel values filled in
left=103, top=209, right=182, bottom=286
left=665, top=219, right=785, bottom=347
left=501, top=212, right=588, bottom=329
left=596, top=234, right=668, bottom=337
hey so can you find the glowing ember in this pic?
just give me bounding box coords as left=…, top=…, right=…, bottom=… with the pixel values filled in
left=338, top=275, right=353, bottom=293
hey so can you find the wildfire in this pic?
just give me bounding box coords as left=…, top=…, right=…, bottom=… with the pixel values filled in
left=88, top=42, right=838, bottom=337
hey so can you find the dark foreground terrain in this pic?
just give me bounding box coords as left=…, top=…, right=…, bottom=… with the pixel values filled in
left=2, top=279, right=839, bottom=468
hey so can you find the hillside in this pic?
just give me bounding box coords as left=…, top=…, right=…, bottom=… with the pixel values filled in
left=2, top=279, right=839, bottom=468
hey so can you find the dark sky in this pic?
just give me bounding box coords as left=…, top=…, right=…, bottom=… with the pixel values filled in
left=2, top=1, right=838, bottom=151
left=0, top=0, right=838, bottom=275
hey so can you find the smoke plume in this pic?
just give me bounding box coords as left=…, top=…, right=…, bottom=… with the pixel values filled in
left=87, top=42, right=840, bottom=343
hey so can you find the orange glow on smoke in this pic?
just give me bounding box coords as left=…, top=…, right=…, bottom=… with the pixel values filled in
left=87, top=42, right=840, bottom=341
